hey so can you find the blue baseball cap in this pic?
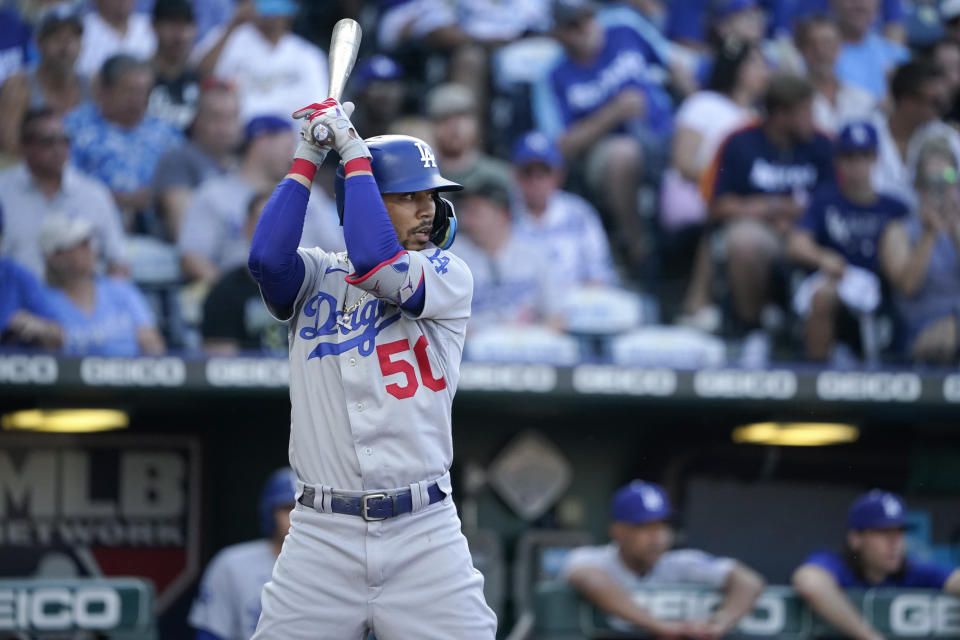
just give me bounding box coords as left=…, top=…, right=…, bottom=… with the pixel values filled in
left=611, top=480, right=672, bottom=524
left=848, top=490, right=909, bottom=531
left=244, top=114, right=290, bottom=144
left=352, top=55, right=402, bottom=93
left=712, top=0, right=758, bottom=20
left=256, top=0, right=298, bottom=17
left=835, top=121, right=878, bottom=155
left=511, top=131, right=563, bottom=169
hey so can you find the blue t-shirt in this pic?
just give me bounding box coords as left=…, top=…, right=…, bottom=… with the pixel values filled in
left=798, top=185, right=908, bottom=272
left=0, top=258, right=55, bottom=331
left=45, top=277, right=155, bottom=357
left=836, top=32, right=909, bottom=100
left=803, top=549, right=952, bottom=589
left=707, top=124, right=834, bottom=199
left=535, top=24, right=674, bottom=141
left=65, top=103, right=183, bottom=194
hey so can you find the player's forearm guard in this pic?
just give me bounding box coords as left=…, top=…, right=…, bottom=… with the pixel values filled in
left=345, top=250, right=425, bottom=308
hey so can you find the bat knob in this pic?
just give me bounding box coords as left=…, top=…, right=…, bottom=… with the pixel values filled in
left=311, top=122, right=332, bottom=146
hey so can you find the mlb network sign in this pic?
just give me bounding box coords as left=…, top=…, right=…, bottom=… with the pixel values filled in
left=0, top=435, right=199, bottom=611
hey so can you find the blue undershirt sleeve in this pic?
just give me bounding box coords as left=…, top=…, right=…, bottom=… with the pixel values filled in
left=343, top=174, right=404, bottom=276
left=247, top=178, right=308, bottom=312
left=195, top=629, right=225, bottom=640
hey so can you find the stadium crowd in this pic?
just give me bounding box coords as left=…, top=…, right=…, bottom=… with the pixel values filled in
left=1, top=0, right=959, bottom=367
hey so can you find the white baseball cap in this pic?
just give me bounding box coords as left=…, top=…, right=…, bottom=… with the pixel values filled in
left=943, top=0, right=960, bottom=22
left=39, top=215, right=94, bottom=257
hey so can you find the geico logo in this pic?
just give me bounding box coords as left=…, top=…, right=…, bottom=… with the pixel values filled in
left=944, top=375, right=960, bottom=403
left=79, top=357, right=186, bottom=386
left=458, top=364, right=556, bottom=392
left=816, top=372, right=921, bottom=402
left=693, top=370, right=797, bottom=399
left=0, top=356, right=58, bottom=384
left=571, top=366, right=676, bottom=396
left=0, top=587, right=121, bottom=630
left=889, top=594, right=960, bottom=635
left=631, top=591, right=786, bottom=635
left=206, top=358, right=289, bottom=387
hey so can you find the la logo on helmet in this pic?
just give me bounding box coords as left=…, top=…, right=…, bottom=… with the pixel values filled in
left=415, top=141, right=437, bottom=168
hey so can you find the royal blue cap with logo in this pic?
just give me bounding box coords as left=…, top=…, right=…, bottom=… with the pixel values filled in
left=835, top=121, right=879, bottom=155
left=847, top=489, right=909, bottom=531
left=511, top=131, right=563, bottom=169
left=611, top=480, right=672, bottom=524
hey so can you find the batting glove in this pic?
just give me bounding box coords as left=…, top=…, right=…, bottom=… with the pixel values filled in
left=291, top=103, right=334, bottom=167
left=293, top=99, right=370, bottom=164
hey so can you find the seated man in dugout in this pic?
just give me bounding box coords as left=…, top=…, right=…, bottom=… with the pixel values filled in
left=792, top=490, right=960, bottom=640
left=564, top=480, right=765, bottom=638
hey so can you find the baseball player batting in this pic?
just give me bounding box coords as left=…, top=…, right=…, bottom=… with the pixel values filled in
left=247, top=95, right=496, bottom=639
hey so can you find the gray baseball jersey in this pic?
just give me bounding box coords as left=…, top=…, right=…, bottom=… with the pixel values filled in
left=268, top=243, right=472, bottom=491
left=189, top=539, right=276, bottom=640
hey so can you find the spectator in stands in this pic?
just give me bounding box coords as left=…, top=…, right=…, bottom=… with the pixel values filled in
left=40, top=215, right=164, bottom=356
left=663, top=38, right=766, bottom=235
left=66, top=54, right=183, bottom=231
left=0, top=108, right=128, bottom=279
left=0, top=3, right=88, bottom=156
left=793, top=489, right=960, bottom=640
left=148, top=0, right=200, bottom=131
left=347, top=55, right=406, bottom=140
left=564, top=480, right=765, bottom=637
left=193, top=0, right=328, bottom=121
left=833, top=0, right=909, bottom=101
left=882, top=137, right=960, bottom=365
left=189, top=468, right=296, bottom=640
left=787, top=122, right=908, bottom=361
left=178, top=114, right=343, bottom=286
left=871, top=59, right=960, bottom=206
left=77, top=0, right=157, bottom=78
left=794, top=14, right=876, bottom=135
left=0, top=205, right=62, bottom=349
left=202, top=191, right=286, bottom=355
left=154, top=81, right=241, bottom=241
left=510, top=131, right=618, bottom=290
left=536, top=0, right=676, bottom=273
left=701, top=74, right=833, bottom=338
left=929, top=37, right=960, bottom=129
left=427, top=83, right=512, bottom=196
left=669, top=39, right=768, bottom=331
left=454, top=183, right=562, bottom=331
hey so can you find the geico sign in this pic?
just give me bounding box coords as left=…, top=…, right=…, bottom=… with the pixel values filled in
left=206, top=358, right=289, bottom=387
left=816, top=372, right=921, bottom=402
left=572, top=366, right=676, bottom=396
left=889, top=594, right=960, bottom=636
left=0, top=356, right=57, bottom=384
left=632, top=591, right=787, bottom=635
left=80, top=357, right=186, bottom=386
left=0, top=587, right=120, bottom=630
left=458, top=364, right=556, bottom=392
left=693, top=370, right=797, bottom=399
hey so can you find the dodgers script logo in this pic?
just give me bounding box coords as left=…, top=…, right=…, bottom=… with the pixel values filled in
left=300, top=292, right=400, bottom=360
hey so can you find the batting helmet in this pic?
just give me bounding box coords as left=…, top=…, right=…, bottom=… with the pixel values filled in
left=258, top=467, right=297, bottom=537
left=334, top=135, right=462, bottom=249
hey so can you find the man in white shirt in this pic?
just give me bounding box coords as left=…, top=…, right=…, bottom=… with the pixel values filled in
left=77, top=0, right=157, bottom=77
left=564, top=480, right=765, bottom=638
left=510, top=130, right=618, bottom=290
left=192, top=0, right=328, bottom=122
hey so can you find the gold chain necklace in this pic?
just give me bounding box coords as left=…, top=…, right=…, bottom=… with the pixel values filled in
left=337, top=254, right=368, bottom=327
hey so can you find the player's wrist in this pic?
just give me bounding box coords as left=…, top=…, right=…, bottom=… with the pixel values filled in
left=344, top=157, right=372, bottom=177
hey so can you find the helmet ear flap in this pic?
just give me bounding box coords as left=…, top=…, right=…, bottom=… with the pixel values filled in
left=334, top=164, right=346, bottom=225
left=430, top=195, right=457, bottom=250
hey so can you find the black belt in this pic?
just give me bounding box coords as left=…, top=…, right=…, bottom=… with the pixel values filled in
left=298, top=483, right=445, bottom=521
